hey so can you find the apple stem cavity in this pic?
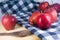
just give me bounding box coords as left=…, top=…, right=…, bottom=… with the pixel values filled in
left=40, top=11, right=43, bottom=13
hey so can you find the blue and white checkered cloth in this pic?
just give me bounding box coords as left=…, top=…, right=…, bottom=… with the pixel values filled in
left=0, top=0, right=60, bottom=40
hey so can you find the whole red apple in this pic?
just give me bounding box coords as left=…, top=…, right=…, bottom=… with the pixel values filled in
left=29, top=11, right=40, bottom=25
left=39, top=1, right=49, bottom=11
left=44, top=8, right=57, bottom=23
left=50, top=3, right=60, bottom=13
left=36, top=13, right=51, bottom=30
left=2, top=14, right=16, bottom=30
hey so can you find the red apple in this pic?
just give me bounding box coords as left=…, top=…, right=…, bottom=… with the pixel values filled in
left=44, top=8, right=57, bottom=23
left=50, top=3, right=60, bottom=13
left=29, top=11, right=40, bottom=25
left=2, top=14, right=16, bottom=30
left=36, top=13, right=51, bottom=30
left=39, top=1, right=49, bottom=11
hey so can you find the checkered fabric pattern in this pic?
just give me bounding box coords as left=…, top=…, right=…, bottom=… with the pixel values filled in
left=0, top=0, right=60, bottom=40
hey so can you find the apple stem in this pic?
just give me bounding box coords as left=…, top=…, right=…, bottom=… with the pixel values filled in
left=5, top=13, right=8, bottom=15
left=40, top=11, right=43, bottom=13
left=5, top=13, right=12, bottom=17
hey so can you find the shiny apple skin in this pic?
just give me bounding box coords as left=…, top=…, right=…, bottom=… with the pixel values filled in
left=44, top=8, right=57, bottom=23
left=29, top=11, right=40, bottom=25
left=2, top=14, right=16, bottom=30
left=39, top=2, right=49, bottom=11
left=36, top=14, right=51, bottom=30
